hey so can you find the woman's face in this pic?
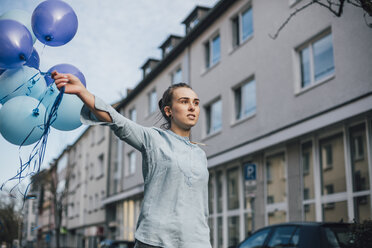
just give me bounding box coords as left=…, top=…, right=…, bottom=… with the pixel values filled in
left=166, top=87, right=200, bottom=130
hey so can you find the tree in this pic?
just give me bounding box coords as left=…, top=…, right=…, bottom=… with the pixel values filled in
left=0, top=191, right=21, bottom=247
left=270, top=0, right=372, bottom=39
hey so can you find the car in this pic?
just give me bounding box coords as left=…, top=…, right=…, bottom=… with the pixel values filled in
left=99, top=239, right=135, bottom=248
left=233, top=222, right=355, bottom=248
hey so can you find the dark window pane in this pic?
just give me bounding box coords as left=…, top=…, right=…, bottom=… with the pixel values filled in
left=239, top=228, right=270, bottom=248
left=300, top=47, right=311, bottom=88
left=232, top=16, right=240, bottom=47
left=267, top=226, right=297, bottom=248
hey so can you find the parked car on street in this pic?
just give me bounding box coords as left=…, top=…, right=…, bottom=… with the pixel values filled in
left=99, top=239, right=135, bottom=248
left=233, top=222, right=354, bottom=248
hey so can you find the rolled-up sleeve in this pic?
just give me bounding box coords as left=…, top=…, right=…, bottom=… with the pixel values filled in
left=80, top=95, right=152, bottom=152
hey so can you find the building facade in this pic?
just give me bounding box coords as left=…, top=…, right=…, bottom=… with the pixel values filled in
left=66, top=124, right=110, bottom=248
left=102, top=0, right=372, bottom=248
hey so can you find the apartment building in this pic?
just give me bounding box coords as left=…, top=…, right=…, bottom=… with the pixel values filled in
left=66, top=124, right=110, bottom=248
left=101, top=0, right=372, bottom=247
left=21, top=183, right=39, bottom=248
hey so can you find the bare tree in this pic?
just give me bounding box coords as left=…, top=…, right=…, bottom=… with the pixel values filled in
left=0, top=190, right=21, bottom=247
left=270, top=0, right=372, bottom=39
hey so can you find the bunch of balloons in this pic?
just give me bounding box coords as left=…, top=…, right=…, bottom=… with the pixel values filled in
left=0, top=0, right=85, bottom=146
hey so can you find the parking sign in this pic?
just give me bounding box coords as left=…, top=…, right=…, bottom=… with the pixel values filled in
left=244, top=163, right=256, bottom=181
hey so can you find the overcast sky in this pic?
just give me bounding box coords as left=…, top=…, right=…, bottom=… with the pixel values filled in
left=0, top=0, right=218, bottom=197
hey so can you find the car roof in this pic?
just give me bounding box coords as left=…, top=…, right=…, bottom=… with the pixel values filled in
left=255, top=221, right=351, bottom=229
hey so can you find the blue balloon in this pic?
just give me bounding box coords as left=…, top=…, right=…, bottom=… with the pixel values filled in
left=0, top=69, right=5, bottom=76
left=0, top=66, right=47, bottom=104
left=41, top=84, right=83, bottom=131
left=0, top=19, right=33, bottom=69
left=0, top=96, right=46, bottom=146
left=0, top=9, right=37, bottom=44
left=32, top=0, right=78, bottom=46
left=44, top=63, right=86, bottom=87
left=25, top=48, right=40, bottom=70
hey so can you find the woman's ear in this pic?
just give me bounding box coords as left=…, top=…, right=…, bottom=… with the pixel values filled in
left=164, top=106, right=172, bottom=117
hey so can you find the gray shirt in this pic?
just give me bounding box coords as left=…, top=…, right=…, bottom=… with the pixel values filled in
left=80, top=96, right=211, bottom=248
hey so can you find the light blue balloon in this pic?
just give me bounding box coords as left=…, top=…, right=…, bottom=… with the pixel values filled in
left=0, top=66, right=47, bottom=104
left=41, top=85, right=83, bottom=131
left=0, top=96, right=46, bottom=146
left=0, top=9, right=37, bottom=44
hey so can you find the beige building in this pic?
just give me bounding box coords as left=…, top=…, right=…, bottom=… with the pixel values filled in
left=102, top=0, right=372, bottom=247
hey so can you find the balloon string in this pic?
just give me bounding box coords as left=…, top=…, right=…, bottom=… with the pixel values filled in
left=0, top=74, right=65, bottom=205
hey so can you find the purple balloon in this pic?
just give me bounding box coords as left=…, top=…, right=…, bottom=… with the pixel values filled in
left=45, top=64, right=86, bottom=87
left=0, top=19, right=33, bottom=69
left=25, top=47, right=40, bottom=70
left=32, top=0, right=78, bottom=47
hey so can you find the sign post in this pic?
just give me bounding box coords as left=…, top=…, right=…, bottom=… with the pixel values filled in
left=244, top=163, right=257, bottom=232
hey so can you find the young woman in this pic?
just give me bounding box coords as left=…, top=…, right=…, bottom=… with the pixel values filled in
left=52, top=72, right=211, bottom=248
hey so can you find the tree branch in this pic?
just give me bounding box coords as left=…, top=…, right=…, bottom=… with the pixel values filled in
left=269, top=1, right=316, bottom=39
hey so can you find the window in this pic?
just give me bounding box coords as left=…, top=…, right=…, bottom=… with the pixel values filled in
left=216, top=171, right=223, bottom=213
left=205, top=34, right=221, bottom=68
left=148, top=89, right=157, bottom=114
left=302, top=142, right=314, bottom=200
left=299, top=32, right=334, bottom=88
left=205, top=99, right=222, bottom=135
left=89, top=196, right=93, bottom=212
left=217, top=217, right=223, bottom=248
left=227, top=167, right=240, bottom=210
left=129, top=108, right=136, bottom=122
left=144, top=66, right=151, bottom=76
left=190, top=16, right=199, bottom=29
left=208, top=174, right=214, bottom=214
left=127, top=151, right=136, bottom=176
left=228, top=216, right=240, bottom=247
left=95, top=193, right=99, bottom=210
left=266, top=154, right=286, bottom=204
left=267, top=226, right=298, bottom=248
left=232, top=7, right=253, bottom=47
left=320, top=134, right=346, bottom=195
left=164, top=44, right=173, bottom=55
left=172, top=68, right=182, bottom=85
left=234, top=79, right=256, bottom=120
left=97, top=154, right=104, bottom=177
left=350, top=124, right=369, bottom=192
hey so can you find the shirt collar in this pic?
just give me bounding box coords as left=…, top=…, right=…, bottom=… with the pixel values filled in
left=165, top=129, right=190, bottom=141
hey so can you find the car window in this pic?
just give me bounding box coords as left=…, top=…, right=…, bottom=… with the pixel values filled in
left=267, top=226, right=298, bottom=248
left=117, top=245, right=129, bottom=248
left=290, top=228, right=300, bottom=246
left=239, top=228, right=270, bottom=248
left=323, top=226, right=354, bottom=248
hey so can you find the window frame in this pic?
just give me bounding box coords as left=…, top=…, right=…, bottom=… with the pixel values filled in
left=294, top=29, right=335, bottom=95
left=204, top=97, right=223, bottom=137
left=232, top=78, right=256, bottom=124
left=231, top=5, right=253, bottom=49
left=171, top=66, right=182, bottom=85
left=204, top=32, right=221, bottom=70
left=147, top=88, right=157, bottom=115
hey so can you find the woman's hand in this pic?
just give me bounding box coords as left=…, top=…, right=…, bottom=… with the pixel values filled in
left=51, top=70, right=113, bottom=123
left=51, top=70, right=88, bottom=96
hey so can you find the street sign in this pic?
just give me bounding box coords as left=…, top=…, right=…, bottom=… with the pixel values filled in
left=244, top=163, right=256, bottom=181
